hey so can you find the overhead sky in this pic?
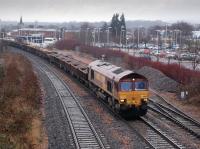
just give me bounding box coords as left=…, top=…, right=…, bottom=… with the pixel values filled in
left=0, top=0, right=200, bottom=23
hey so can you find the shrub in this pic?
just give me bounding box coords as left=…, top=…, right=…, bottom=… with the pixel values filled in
left=0, top=52, right=42, bottom=148
left=55, top=39, right=80, bottom=50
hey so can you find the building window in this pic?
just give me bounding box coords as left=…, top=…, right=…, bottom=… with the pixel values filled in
left=91, top=70, right=94, bottom=80
left=107, top=81, right=112, bottom=92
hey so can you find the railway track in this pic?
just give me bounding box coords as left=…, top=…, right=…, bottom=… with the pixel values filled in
left=15, top=50, right=108, bottom=149
left=149, top=93, right=200, bottom=139
left=9, top=47, right=191, bottom=149
left=36, top=56, right=185, bottom=149
left=150, top=89, right=200, bottom=125
left=148, top=100, right=200, bottom=138
left=84, top=89, right=184, bottom=148
left=128, top=116, right=184, bottom=149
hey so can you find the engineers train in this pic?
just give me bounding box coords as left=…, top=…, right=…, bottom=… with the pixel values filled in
left=5, top=40, right=149, bottom=118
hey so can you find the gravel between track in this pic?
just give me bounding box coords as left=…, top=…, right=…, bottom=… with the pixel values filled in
left=36, top=69, right=75, bottom=149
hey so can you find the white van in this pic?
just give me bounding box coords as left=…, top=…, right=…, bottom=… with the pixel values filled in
left=42, top=38, right=57, bottom=47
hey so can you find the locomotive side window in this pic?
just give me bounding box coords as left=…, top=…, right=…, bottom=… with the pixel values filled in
left=120, top=82, right=132, bottom=91
left=91, top=69, right=94, bottom=80
left=107, top=81, right=112, bottom=92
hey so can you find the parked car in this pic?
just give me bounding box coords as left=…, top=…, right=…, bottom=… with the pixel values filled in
left=153, top=50, right=166, bottom=57
left=178, top=53, right=192, bottom=61
left=141, top=54, right=151, bottom=61
left=195, top=55, right=200, bottom=63
left=166, top=53, right=178, bottom=59
left=189, top=53, right=199, bottom=61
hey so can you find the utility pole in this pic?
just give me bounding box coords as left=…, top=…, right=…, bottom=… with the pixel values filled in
left=98, top=28, right=101, bottom=46
left=132, top=29, right=134, bottom=46
left=85, top=28, right=90, bottom=45
left=179, top=30, right=182, bottom=48
left=156, top=30, right=160, bottom=50
left=93, top=28, right=96, bottom=46
left=107, top=27, right=112, bottom=47
left=137, top=27, right=140, bottom=49
left=165, top=24, right=168, bottom=49
left=156, top=30, right=160, bottom=62
left=120, top=26, right=125, bottom=49
left=0, top=19, right=1, bottom=39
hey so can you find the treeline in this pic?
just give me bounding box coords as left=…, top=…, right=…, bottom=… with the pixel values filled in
left=77, top=14, right=198, bottom=49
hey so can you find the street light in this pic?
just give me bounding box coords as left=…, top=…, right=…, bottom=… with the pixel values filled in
left=120, top=26, right=125, bottom=48
left=155, top=30, right=161, bottom=62
left=132, top=29, right=134, bottom=46
left=0, top=19, right=2, bottom=39
left=137, top=27, right=140, bottom=49
left=93, top=28, right=98, bottom=46
left=107, top=27, right=112, bottom=47
left=155, top=30, right=160, bottom=51
left=0, top=19, right=1, bottom=35
left=174, top=29, right=180, bottom=46
left=85, top=28, right=90, bottom=45
left=98, top=28, right=102, bottom=46
left=179, top=30, right=182, bottom=48
left=165, top=24, right=168, bottom=49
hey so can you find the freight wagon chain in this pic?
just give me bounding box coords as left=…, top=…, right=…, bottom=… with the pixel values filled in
left=20, top=51, right=107, bottom=149
left=4, top=40, right=149, bottom=118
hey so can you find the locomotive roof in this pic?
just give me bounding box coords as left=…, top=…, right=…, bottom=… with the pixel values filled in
left=88, top=60, right=134, bottom=82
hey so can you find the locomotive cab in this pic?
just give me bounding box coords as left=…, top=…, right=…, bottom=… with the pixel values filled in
left=118, top=74, right=149, bottom=116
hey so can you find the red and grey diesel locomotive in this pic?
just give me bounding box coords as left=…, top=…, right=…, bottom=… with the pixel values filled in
left=5, top=41, right=149, bottom=117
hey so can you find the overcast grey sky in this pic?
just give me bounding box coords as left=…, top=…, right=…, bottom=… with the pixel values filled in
left=0, top=0, right=200, bottom=23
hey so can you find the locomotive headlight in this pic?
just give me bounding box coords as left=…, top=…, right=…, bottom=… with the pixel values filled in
left=120, top=99, right=125, bottom=102
left=143, top=98, right=148, bottom=102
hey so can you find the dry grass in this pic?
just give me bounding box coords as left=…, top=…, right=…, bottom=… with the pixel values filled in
left=0, top=52, right=47, bottom=149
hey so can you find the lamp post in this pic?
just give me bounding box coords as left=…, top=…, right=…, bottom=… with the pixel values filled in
left=132, top=29, right=134, bottom=46
left=85, top=28, right=90, bottom=45
left=165, top=24, right=168, bottom=49
left=179, top=30, right=182, bottom=48
left=120, top=26, right=125, bottom=48
left=0, top=19, right=1, bottom=38
left=107, top=27, right=112, bottom=47
left=155, top=30, right=160, bottom=51
left=137, top=27, right=140, bottom=49
left=93, top=28, right=96, bottom=46
left=170, top=30, right=173, bottom=48
left=98, top=28, right=101, bottom=46
left=174, top=29, right=180, bottom=47
left=126, top=36, right=128, bottom=52
left=155, top=30, right=161, bottom=62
